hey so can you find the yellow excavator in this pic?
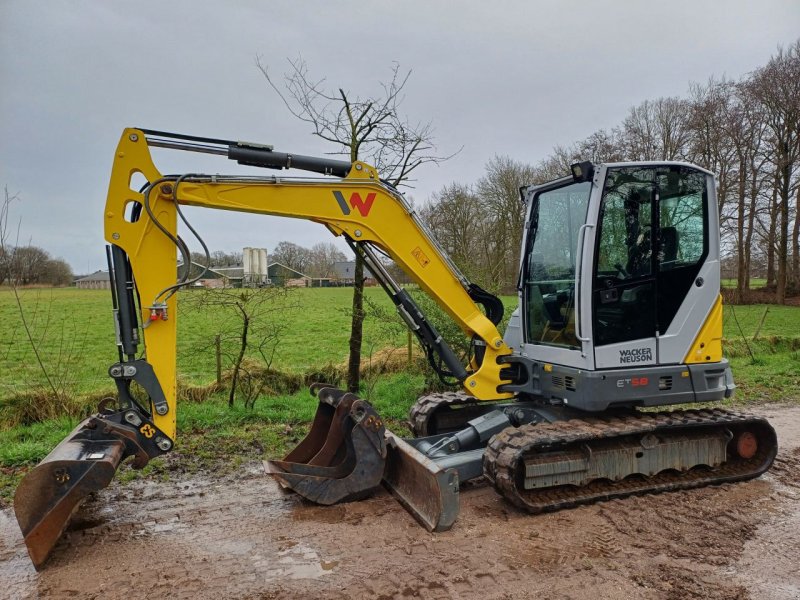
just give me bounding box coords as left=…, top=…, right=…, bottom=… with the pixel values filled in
left=14, top=128, right=777, bottom=569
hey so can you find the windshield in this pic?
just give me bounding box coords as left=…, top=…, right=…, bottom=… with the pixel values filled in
left=523, top=181, right=591, bottom=349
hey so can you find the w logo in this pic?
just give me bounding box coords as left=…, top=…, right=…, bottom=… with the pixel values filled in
left=333, top=191, right=376, bottom=217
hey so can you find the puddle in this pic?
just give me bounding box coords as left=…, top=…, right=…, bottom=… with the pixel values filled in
left=253, top=542, right=337, bottom=580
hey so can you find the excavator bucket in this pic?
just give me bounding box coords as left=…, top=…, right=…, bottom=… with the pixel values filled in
left=13, top=409, right=168, bottom=570
left=267, top=385, right=460, bottom=531
left=266, top=386, right=387, bottom=504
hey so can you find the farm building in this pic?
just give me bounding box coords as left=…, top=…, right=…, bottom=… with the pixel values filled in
left=268, top=262, right=310, bottom=287
left=176, top=262, right=229, bottom=289
left=75, top=270, right=110, bottom=290
left=333, top=261, right=376, bottom=286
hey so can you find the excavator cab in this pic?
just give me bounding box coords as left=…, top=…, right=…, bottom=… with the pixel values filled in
left=517, top=162, right=731, bottom=406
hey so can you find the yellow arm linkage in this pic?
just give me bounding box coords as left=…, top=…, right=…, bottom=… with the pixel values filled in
left=105, top=128, right=512, bottom=438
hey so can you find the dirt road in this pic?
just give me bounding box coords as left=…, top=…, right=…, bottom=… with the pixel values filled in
left=2, top=405, right=799, bottom=600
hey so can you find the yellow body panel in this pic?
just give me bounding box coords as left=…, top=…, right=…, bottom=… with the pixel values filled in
left=683, top=294, right=724, bottom=364
left=105, top=131, right=179, bottom=438
left=104, top=129, right=513, bottom=439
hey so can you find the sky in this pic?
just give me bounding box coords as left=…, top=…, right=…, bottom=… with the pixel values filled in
left=1, top=1, right=798, bottom=274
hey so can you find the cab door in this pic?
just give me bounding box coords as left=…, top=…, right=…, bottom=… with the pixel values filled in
left=591, top=164, right=713, bottom=369
left=519, top=177, right=595, bottom=370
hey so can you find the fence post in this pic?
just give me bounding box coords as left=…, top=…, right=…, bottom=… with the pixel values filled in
left=753, top=306, right=769, bottom=341
left=407, top=330, right=413, bottom=367
left=215, top=334, right=222, bottom=384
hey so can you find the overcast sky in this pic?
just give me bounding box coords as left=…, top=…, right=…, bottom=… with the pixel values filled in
left=1, top=1, right=798, bottom=273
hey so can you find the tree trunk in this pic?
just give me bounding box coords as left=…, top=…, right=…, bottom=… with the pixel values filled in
left=229, top=310, right=249, bottom=407
left=766, top=187, right=778, bottom=287
left=346, top=253, right=365, bottom=394
left=792, top=182, right=800, bottom=289
left=744, top=163, right=759, bottom=289
left=736, top=151, right=747, bottom=301
left=776, top=147, right=790, bottom=304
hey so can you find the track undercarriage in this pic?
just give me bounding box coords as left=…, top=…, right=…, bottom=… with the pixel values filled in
left=407, top=392, right=777, bottom=514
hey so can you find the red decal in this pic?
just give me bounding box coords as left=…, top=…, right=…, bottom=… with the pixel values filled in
left=349, top=192, right=376, bottom=217
left=632, top=377, right=649, bottom=387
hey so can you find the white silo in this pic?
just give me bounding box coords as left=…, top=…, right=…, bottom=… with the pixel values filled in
left=243, top=246, right=252, bottom=281
left=259, top=248, right=268, bottom=283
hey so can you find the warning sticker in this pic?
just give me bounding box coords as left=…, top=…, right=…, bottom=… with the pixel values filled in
left=411, top=246, right=430, bottom=268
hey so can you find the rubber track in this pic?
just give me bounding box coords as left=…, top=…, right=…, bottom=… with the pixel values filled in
left=483, top=408, right=777, bottom=513
left=408, top=391, right=477, bottom=437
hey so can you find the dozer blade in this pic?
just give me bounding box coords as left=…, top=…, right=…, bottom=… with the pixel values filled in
left=383, top=431, right=459, bottom=532
left=266, top=386, right=387, bottom=504
left=13, top=410, right=170, bottom=570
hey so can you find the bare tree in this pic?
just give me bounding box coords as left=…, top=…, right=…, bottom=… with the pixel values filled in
left=476, top=156, right=537, bottom=292
left=42, top=258, right=73, bottom=286
left=306, top=242, right=346, bottom=278
left=747, top=41, right=800, bottom=302
left=185, top=287, right=294, bottom=408
left=258, top=57, right=456, bottom=394
left=271, top=241, right=311, bottom=273
left=620, top=97, right=692, bottom=161
left=421, top=183, right=486, bottom=282
left=0, top=188, right=78, bottom=413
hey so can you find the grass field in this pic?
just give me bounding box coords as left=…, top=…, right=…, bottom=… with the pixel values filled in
left=721, top=277, right=767, bottom=288
left=0, top=286, right=798, bottom=503
left=0, top=287, right=409, bottom=398
left=2, top=287, right=796, bottom=397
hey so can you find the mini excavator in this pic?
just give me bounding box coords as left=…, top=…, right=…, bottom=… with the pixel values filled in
left=14, top=128, right=777, bottom=568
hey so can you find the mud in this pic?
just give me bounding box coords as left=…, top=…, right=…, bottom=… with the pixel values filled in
left=2, top=404, right=799, bottom=600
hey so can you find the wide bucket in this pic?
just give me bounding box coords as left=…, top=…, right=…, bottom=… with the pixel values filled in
left=266, top=386, right=387, bottom=504
left=13, top=419, right=128, bottom=570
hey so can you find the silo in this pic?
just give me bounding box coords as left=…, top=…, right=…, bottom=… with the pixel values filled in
left=259, top=248, right=268, bottom=282
left=243, top=247, right=252, bottom=280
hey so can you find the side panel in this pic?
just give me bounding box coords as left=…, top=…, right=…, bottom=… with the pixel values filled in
left=594, top=338, right=658, bottom=369
left=529, top=359, right=734, bottom=411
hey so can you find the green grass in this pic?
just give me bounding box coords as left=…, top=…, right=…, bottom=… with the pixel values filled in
left=0, top=286, right=798, bottom=505
left=0, top=287, right=408, bottom=399
left=721, top=277, right=767, bottom=288
left=721, top=304, right=800, bottom=340
left=0, top=371, right=425, bottom=505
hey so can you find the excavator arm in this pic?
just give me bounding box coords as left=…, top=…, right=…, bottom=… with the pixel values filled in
left=14, top=128, right=513, bottom=568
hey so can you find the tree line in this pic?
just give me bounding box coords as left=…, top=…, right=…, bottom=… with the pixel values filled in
left=422, top=41, right=800, bottom=304
left=0, top=245, right=73, bottom=286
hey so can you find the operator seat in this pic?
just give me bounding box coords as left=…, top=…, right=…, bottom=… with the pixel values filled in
left=660, top=226, right=678, bottom=263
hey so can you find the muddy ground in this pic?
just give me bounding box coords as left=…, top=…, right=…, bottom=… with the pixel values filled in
left=2, top=404, right=799, bottom=600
